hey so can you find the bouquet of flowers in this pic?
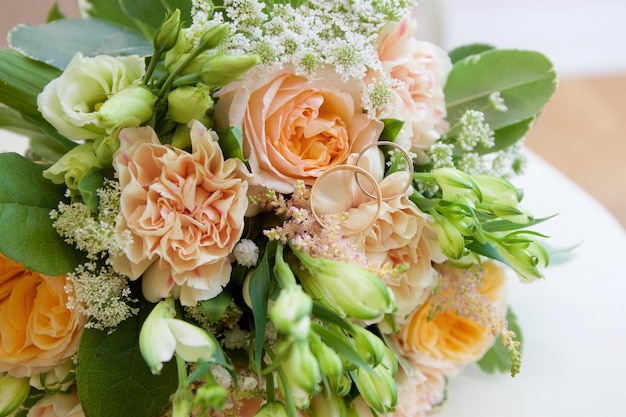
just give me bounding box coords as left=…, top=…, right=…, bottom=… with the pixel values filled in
left=0, top=0, right=558, bottom=416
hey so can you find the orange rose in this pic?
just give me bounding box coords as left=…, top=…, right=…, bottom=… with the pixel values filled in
left=397, top=262, right=507, bottom=365
left=112, top=121, right=249, bottom=306
left=214, top=67, right=383, bottom=194
left=0, top=254, right=85, bottom=378
left=376, top=18, right=451, bottom=151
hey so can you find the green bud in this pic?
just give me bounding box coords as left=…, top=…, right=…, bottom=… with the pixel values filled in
left=0, top=373, right=29, bottom=417
left=254, top=402, right=289, bottom=417
left=309, top=393, right=349, bottom=417
left=309, top=335, right=343, bottom=378
left=432, top=211, right=467, bottom=260
left=30, top=359, right=75, bottom=393
left=350, top=326, right=386, bottom=367
left=193, top=382, right=227, bottom=411
left=43, top=140, right=101, bottom=190
left=171, top=123, right=193, bottom=149
left=291, top=248, right=396, bottom=320
left=197, top=54, right=261, bottom=88
left=197, top=24, right=230, bottom=52
left=167, top=84, right=214, bottom=124
left=498, top=233, right=548, bottom=281
left=270, top=285, right=312, bottom=340
left=165, top=30, right=194, bottom=71
left=473, top=175, right=522, bottom=206
left=430, top=167, right=482, bottom=203
left=281, top=340, right=321, bottom=398
left=93, top=134, right=119, bottom=166
left=97, top=85, right=155, bottom=131
left=351, top=363, right=397, bottom=414
left=329, top=373, right=352, bottom=397
left=154, top=9, right=182, bottom=53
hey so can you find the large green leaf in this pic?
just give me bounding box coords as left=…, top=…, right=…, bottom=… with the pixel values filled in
left=447, top=43, right=494, bottom=64
left=444, top=49, right=557, bottom=132
left=76, top=308, right=178, bottom=417
left=81, top=0, right=193, bottom=37
left=0, top=49, right=75, bottom=153
left=0, top=153, right=84, bottom=275
left=8, top=18, right=152, bottom=70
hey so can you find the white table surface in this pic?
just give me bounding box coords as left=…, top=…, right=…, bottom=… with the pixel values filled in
left=2, top=134, right=625, bottom=416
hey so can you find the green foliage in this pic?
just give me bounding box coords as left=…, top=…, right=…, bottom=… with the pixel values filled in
left=8, top=19, right=152, bottom=70
left=217, top=126, right=246, bottom=162
left=46, top=2, right=66, bottom=22
left=76, top=307, right=178, bottom=417
left=80, top=0, right=193, bottom=38
left=447, top=43, right=494, bottom=64
left=77, top=168, right=106, bottom=213
left=478, top=308, right=523, bottom=374
left=379, top=118, right=404, bottom=142
left=444, top=49, right=557, bottom=148
left=200, top=290, right=233, bottom=324
left=0, top=153, right=84, bottom=275
left=0, top=50, right=74, bottom=152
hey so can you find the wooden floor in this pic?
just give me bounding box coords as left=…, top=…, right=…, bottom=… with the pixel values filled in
left=525, top=74, right=626, bottom=230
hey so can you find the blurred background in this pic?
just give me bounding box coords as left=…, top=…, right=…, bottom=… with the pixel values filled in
left=1, top=0, right=625, bottom=228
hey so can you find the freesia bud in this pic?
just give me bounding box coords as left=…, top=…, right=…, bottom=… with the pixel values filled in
left=167, top=84, right=213, bottom=124
left=310, top=335, right=343, bottom=378
left=281, top=341, right=321, bottom=399
left=154, top=9, right=182, bottom=54
left=0, top=373, right=29, bottom=417
left=254, top=402, right=289, bottom=417
left=270, top=285, right=312, bottom=340
left=97, top=85, right=155, bottom=131
left=309, top=393, right=349, bottom=417
left=432, top=211, right=466, bottom=260
left=351, top=363, right=397, bottom=414
left=429, top=167, right=482, bottom=202
left=329, top=373, right=352, bottom=397
left=291, top=248, right=396, bottom=320
left=350, top=326, right=386, bottom=367
left=197, top=24, right=230, bottom=51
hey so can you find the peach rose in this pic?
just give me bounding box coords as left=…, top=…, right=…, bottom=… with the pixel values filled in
left=0, top=254, right=85, bottom=378
left=214, top=67, right=383, bottom=194
left=27, top=389, right=84, bottom=417
left=376, top=18, right=452, bottom=151
left=397, top=262, right=508, bottom=366
left=112, top=121, right=249, bottom=306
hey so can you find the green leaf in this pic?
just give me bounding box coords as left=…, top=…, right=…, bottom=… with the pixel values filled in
left=200, top=290, right=232, bottom=323
left=46, top=2, right=66, bottom=22
left=77, top=167, right=106, bottom=213
left=481, top=214, right=556, bottom=233
left=76, top=309, right=178, bottom=417
left=81, top=0, right=192, bottom=37
left=445, top=49, right=557, bottom=132
left=0, top=50, right=74, bottom=153
left=448, top=43, right=495, bottom=64
left=249, top=240, right=277, bottom=373
left=0, top=107, right=48, bottom=142
left=310, top=322, right=371, bottom=371
left=8, top=18, right=152, bottom=70
left=217, top=126, right=246, bottom=162
left=379, top=118, right=404, bottom=142
left=477, top=307, right=523, bottom=374
left=0, top=153, right=84, bottom=275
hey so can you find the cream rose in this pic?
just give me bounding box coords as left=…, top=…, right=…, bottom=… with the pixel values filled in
left=0, top=254, right=85, bottom=378
left=112, top=121, right=249, bottom=305
left=376, top=18, right=452, bottom=151
left=214, top=67, right=383, bottom=193
left=27, top=390, right=84, bottom=417
left=37, top=53, right=146, bottom=141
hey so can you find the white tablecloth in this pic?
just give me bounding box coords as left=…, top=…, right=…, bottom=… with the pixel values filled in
left=2, top=134, right=625, bottom=416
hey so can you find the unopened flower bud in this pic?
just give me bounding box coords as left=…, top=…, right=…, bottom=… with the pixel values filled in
left=329, top=373, right=352, bottom=397
left=352, top=363, right=397, bottom=414
left=30, top=359, right=75, bottom=393
left=310, top=335, right=343, bottom=378
left=43, top=140, right=101, bottom=190
left=292, top=248, right=396, bottom=320
left=281, top=340, right=321, bottom=398
left=350, top=326, right=386, bottom=367
left=193, top=383, right=227, bottom=411
left=197, top=54, right=261, bottom=88
left=97, top=85, right=155, bottom=131
left=167, top=84, right=213, bottom=124
left=429, top=167, right=482, bottom=202
left=270, top=285, right=312, bottom=339
left=309, top=393, right=349, bottom=417
left=0, top=373, right=29, bottom=417
left=154, top=9, right=182, bottom=53
left=197, top=24, right=230, bottom=52
left=254, top=402, right=289, bottom=417
left=432, top=211, right=466, bottom=260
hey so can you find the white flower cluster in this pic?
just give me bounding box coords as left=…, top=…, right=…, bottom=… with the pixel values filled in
left=190, top=0, right=418, bottom=80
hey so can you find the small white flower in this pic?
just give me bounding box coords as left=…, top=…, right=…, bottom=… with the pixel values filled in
left=233, top=239, right=259, bottom=267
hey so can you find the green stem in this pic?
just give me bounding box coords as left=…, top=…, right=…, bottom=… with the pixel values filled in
left=143, top=50, right=163, bottom=85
